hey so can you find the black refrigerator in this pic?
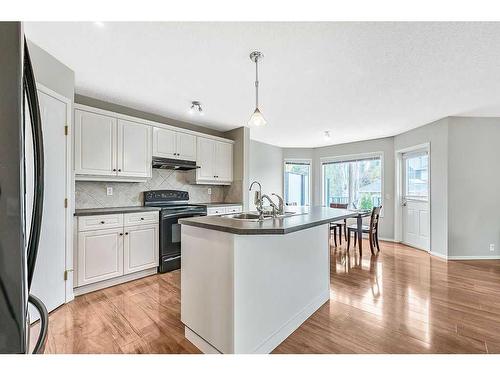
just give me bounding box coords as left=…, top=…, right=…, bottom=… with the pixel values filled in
left=0, top=22, right=48, bottom=354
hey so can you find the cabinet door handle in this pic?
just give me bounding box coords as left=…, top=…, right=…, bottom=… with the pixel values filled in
left=119, top=233, right=123, bottom=236
left=100, top=221, right=105, bottom=224
left=125, top=232, right=129, bottom=235
left=118, top=169, right=121, bottom=172
left=113, top=169, right=116, bottom=172
left=140, top=217, right=144, bottom=220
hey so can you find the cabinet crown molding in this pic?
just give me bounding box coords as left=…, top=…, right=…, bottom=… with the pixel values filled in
left=74, top=103, right=234, bottom=144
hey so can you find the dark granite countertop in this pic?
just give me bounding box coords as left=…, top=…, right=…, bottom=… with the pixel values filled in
left=74, top=206, right=162, bottom=217
left=179, top=207, right=359, bottom=235
left=200, top=202, right=243, bottom=207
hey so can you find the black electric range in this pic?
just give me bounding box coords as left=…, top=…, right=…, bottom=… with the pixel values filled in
left=144, top=190, right=207, bottom=273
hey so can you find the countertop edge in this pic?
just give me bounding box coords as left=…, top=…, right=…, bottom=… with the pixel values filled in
left=179, top=212, right=356, bottom=235
left=74, top=207, right=162, bottom=216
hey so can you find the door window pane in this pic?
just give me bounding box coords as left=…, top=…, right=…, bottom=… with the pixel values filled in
left=323, top=157, right=382, bottom=210
left=284, top=162, right=310, bottom=206
left=405, top=153, right=428, bottom=199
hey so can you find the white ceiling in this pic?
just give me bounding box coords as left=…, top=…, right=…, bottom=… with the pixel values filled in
left=25, top=22, right=500, bottom=148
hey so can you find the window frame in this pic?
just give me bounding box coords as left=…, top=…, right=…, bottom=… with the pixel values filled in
left=402, top=149, right=429, bottom=202
left=283, top=158, right=312, bottom=207
left=320, top=151, right=384, bottom=215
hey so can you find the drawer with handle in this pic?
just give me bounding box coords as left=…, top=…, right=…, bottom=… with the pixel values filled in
left=207, top=207, right=226, bottom=216
left=78, top=214, right=124, bottom=232
left=225, top=206, right=242, bottom=214
left=124, top=211, right=159, bottom=226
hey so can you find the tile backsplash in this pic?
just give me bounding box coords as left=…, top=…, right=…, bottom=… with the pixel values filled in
left=75, top=169, right=232, bottom=209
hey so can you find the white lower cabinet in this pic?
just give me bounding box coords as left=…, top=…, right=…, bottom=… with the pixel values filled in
left=124, top=224, right=159, bottom=274
left=77, top=228, right=124, bottom=286
left=76, top=212, right=159, bottom=290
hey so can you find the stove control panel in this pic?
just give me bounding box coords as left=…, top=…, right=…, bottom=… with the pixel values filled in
left=144, top=190, right=189, bottom=204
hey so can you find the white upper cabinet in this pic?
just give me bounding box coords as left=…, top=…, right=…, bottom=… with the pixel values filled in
left=74, top=107, right=152, bottom=181
left=153, top=127, right=196, bottom=161
left=117, top=119, right=152, bottom=178
left=190, top=137, right=233, bottom=185
left=196, top=137, right=217, bottom=181
left=176, top=132, right=197, bottom=161
left=153, top=127, right=176, bottom=158
left=75, top=109, right=117, bottom=176
left=214, top=141, right=233, bottom=182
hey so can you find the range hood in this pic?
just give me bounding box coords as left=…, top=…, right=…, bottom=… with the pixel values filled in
left=152, top=157, right=200, bottom=171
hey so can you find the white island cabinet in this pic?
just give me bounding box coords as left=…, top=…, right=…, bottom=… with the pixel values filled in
left=179, top=207, right=349, bottom=354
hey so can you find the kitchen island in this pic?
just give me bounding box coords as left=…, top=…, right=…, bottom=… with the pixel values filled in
left=179, top=207, right=354, bottom=354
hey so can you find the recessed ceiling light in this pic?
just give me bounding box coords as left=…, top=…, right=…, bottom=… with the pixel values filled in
left=324, top=131, right=331, bottom=140
left=93, top=22, right=105, bottom=28
left=189, top=101, right=203, bottom=116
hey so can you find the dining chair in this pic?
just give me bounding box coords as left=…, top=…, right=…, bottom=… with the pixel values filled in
left=347, top=206, right=382, bottom=255
left=329, top=203, right=348, bottom=246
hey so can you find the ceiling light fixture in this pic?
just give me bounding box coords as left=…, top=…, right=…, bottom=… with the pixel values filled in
left=93, top=22, right=105, bottom=28
left=324, top=131, right=331, bottom=140
left=189, top=101, right=204, bottom=116
left=248, top=51, right=267, bottom=127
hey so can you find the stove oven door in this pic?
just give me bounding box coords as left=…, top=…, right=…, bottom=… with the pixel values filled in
left=159, top=210, right=205, bottom=273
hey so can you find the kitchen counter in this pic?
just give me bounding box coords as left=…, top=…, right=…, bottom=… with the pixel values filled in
left=179, top=206, right=354, bottom=235
left=74, top=206, right=162, bottom=216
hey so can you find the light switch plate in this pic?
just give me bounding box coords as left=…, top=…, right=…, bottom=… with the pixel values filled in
left=106, top=187, right=113, bottom=196
left=208, top=188, right=212, bottom=195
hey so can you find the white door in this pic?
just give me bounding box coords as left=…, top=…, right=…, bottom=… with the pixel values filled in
left=117, top=119, right=151, bottom=178
left=75, top=109, right=117, bottom=175
left=402, top=150, right=430, bottom=251
left=29, top=89, right=69, bottom=320
left=214, top=141, right=233, bottom=182
left=153, top=127, right=176, bottom=158
left=77, top=228, right=124, bottom=286
left=123, top=224, right=159, bottom=274
left=176, top=132, right=197, bottom=161
left=197, top=137, right=216, bottom=181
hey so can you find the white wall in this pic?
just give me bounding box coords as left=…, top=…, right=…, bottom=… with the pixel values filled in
left=394, top=118, right=449, bottom=257
left=248, top=140, right=284, bottom=210
left=447, top=117, right=500, bottom=259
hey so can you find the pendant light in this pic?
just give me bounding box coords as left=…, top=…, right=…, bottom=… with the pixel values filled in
left=248, top=51, right=267, bottom=127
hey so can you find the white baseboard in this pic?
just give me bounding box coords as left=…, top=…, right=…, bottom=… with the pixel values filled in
left=252, top=288, right=330, bottom=354
left=430, top=251, right=448, bottom=260
left=73, top=268, right=157, bottom=296
left=379, top=237, right=399, bottom=243
left=185, top=327, right=221, bottom=354
left=448, top=255, right=500, bottom=260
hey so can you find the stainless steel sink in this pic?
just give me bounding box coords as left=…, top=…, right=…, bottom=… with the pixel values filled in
left=222, top=212, right=272, bottom=221
left=222, top=211, right=304, bottom=221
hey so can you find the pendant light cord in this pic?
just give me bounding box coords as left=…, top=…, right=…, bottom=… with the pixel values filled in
left=255, top=58, right=259, bottom=108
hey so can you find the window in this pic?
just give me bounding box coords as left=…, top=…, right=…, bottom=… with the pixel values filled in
left=322, top=155, right=382, bottom=210
left=284, top=160, right=311, bottom=206
left=404, top=151, right=428, bottom=200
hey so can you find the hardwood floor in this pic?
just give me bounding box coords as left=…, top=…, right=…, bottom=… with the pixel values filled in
left=35, top=240, right=500, bottom=354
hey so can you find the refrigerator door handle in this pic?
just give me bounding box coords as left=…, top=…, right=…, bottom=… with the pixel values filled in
left=28, top=294, right=48, bottom=354
left=23, top=38, right=45, bottom=290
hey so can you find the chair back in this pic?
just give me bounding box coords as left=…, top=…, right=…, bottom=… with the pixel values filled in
left=330, top=203, right=348, bottom=209
left=370, top=206, right=382, bottom=232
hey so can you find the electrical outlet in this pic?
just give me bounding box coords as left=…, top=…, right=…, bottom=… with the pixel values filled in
left=106, top=187, right=113, bottom=196
left=490, top=243, right=495, bottom=252
left=208, top=188, right=212, bottom=195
